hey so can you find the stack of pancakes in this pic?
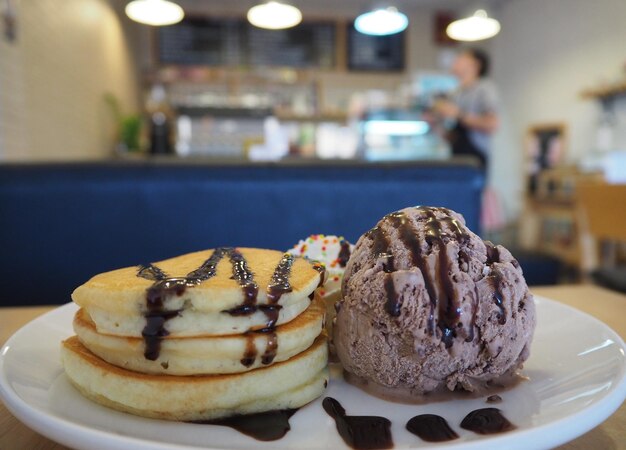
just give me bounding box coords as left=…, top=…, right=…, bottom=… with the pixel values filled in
left=61, top=248, right=329, bottom=421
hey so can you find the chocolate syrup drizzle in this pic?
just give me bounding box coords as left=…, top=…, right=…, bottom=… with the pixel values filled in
left=365, top=226, right=394, bottom=273
left=406, top=414, right=459, bottom=442
left=312, top=262, right=326, bottom=287
left=364, top=226, right=397, bottom=316
left=367, top=207, right=475, bottom=348
left=240, top=253, right=295, bottom=366
left=137, top=249, right=319, bottom=364
left=338, top=239, right=352, bottom=267
left=138, top=248, right=232, bottom=360
left=485, top=241, right=500, bottom=265
left=267, top=253, right=295, bottom=304
left=225, top=248, right=260, bottom=311
left=323, top=397, right=393, bottom=450
left=484, top=241, right=507, bottom=324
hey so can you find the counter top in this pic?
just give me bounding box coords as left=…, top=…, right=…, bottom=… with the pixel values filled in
left=0, top=155, right=480, bottom=169
left=1, top=284, right=624, bottom=449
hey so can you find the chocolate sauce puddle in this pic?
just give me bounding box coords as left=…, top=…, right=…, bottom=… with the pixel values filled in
left=406, top=414, right=458, bottom=442
left=322, top=397, right=393, bottom=450
left=460, top=408, right=516, bottom=434
left=190, top=409, right=298, bottom=441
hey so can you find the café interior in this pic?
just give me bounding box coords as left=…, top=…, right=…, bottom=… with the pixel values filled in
left=0, top=1, right=625, bottom=449
left=2, top=0, right=626, bottom=301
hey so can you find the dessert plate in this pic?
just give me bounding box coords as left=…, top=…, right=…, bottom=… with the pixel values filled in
left=1, top=296, right=625, bottom=450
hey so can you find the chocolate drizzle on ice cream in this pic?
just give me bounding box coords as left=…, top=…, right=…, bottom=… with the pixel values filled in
left=334, top=206, right=536, bottom=401
left=370, top=207, right=475, bottom=348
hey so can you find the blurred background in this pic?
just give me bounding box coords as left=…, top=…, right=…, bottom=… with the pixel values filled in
left=1, top=0, right=626, bottom=303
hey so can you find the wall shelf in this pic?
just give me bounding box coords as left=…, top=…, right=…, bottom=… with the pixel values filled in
left=580, top=80, right=626, bottom=100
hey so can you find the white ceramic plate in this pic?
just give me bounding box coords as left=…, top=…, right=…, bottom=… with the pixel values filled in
left=1, top=296, right=625, bottom=450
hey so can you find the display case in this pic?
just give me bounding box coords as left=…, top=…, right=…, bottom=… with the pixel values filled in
left=359, top=109, right=449, bottom=161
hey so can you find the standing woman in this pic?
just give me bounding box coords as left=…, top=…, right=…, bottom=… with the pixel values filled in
left=433, top=48, right=500, bottom=170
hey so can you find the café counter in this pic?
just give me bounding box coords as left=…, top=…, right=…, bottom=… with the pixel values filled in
left=0, top=157, right=484, bottom=306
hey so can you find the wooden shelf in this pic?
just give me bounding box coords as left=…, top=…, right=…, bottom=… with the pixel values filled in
left=526, top=197, right=575, bottom=209
left=144, top=66, right=316, bottom=86
left=275, top=111, right=347, bottom=123
left=519, top=167, right=605, bottom=275
left=580, top=80, right=626, bottom=99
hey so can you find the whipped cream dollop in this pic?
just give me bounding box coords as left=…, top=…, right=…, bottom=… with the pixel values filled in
left=287, top=235, right=354, bottom=299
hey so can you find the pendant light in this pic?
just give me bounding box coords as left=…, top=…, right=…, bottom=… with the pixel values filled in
left=354, top=6, right=408, bottom=36
left=446, top=9, right=500, bottom=41
left=247, top=2, right=302, bottom=30
left=125, top=0, right=184, bottom=26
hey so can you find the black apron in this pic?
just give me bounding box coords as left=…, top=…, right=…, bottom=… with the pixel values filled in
left=448, top=120, right=487, bottom=169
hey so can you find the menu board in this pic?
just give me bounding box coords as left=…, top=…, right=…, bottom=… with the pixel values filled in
left=158, top=17, right=335, bottom=69
left=347, top=23, right=406, bottom=71
left=159, top=18, right=241, bottom=66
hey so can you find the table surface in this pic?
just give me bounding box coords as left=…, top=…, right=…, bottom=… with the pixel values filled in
left=1, top=284, right=625, bottom=450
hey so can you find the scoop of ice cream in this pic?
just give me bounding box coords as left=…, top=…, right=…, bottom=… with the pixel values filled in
left=334, top=206, right=536, bottom=399
left=287, top=234, right=354, bottom=300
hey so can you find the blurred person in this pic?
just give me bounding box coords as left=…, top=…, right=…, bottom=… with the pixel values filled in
left=432, top=48, right=500, bottom=170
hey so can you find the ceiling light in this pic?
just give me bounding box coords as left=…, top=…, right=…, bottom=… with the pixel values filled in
left=125, top=0, right=184, bottom=26
left=247, top=2, right=302, bottom=30
left=446, top=9, right=501, bottom=41
left=354, top=7, right=408, bottom=36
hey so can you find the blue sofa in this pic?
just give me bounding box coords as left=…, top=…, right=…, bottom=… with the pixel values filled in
left=0, top=159, right=485, bottom=305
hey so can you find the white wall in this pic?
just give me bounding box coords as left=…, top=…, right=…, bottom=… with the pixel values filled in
left=490, top=0, right=626, bottom=220
left=0, top=0, right=140, bottom=161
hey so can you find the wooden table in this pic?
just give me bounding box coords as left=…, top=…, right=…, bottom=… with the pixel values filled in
left=1, top=285, right=625, bottom=449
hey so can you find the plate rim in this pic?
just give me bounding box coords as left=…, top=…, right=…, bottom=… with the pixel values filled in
left=1, top=296, right=625, bottom=450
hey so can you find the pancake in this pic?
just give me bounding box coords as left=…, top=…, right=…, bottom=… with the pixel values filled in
left=61, top=335, right=329, bottom=421
left=72, top=248, right=323, bottom=337
left=74, top=296, right=326, bottom=375
left=86, top=296, right=312, bottom=337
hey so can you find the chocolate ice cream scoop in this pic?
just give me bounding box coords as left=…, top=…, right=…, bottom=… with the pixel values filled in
left=334, top=206, right=536, bottom=401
